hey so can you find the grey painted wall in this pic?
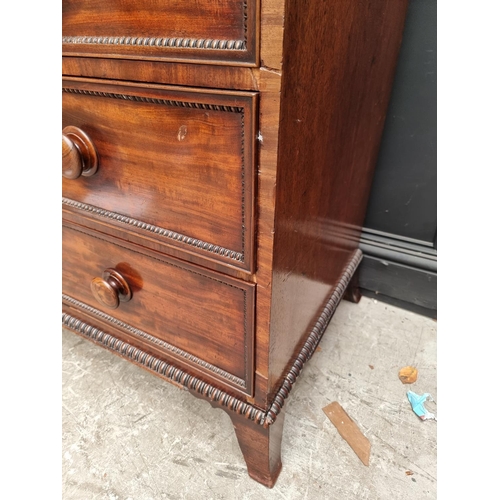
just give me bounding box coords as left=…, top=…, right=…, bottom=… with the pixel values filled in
left=359, top=0, right=437, bottom=314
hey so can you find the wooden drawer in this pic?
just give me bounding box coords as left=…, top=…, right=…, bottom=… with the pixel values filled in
left=62, top=223, right=255, bottom=395
left=62, top=0, right=259, bottom=66
left=62, top=78, right=257, bottom=273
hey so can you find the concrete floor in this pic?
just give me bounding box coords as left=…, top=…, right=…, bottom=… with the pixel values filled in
left=62, top=297, right=437, bottom=499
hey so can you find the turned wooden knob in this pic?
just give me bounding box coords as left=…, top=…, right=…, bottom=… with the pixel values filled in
left=90, top=268, right=132, bottom=309
left=62, top=126, right=99, bottom=179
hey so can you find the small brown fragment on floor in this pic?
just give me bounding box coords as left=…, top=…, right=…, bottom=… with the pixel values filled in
left=316, top=346, right=322, bottom=352
left=405, top=470, right=414, bottom=476
left=398, top=366, right=418, bottom=384
left=368, top=364, right=374, bottom=370
left=322, top=402, right=371, bottom=466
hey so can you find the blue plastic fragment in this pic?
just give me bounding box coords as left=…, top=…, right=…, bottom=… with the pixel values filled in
left=407, top=391, right=437, bottom=421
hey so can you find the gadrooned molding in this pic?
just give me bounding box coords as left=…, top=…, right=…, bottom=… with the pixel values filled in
left=62, top=36, right=246, bottom=51
left=62, top=312, right=266, bottom=423
left=62, top=249, right=362, bottom=427
left=62, top=294, right=246, bottom=388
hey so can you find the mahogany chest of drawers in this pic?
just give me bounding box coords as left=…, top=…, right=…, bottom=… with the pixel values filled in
left=62, top=0, right=408, bottom=487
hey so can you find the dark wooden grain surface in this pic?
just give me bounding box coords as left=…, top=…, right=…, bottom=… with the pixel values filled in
left=62, top=57, right=260, bottom=91
left=267, top=0, right=409, bottom=400
left=62, top=0, right=259, bottom=65
left=62, top=78, right=257, bottom=272
left=62, top=222, right=255, bottom=394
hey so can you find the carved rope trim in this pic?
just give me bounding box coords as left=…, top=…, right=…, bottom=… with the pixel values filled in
left=62, top=250, right=362, bottom=427
left=62, top=88, right=244, bottom=114
left=263, top=249, right=363, bottom=426
left=62, top=36, right=246, bottom=51
left=63, top=313, right=265, bottom=423
left=240, top=113, right=246, bottom=260
left=62, top=198, right=244, bottom=263
left=62, top=294, right=246, bottom=388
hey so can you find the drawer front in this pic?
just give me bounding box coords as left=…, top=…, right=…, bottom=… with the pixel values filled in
left=62, top=224, right=255, bottom=395
left=62, top=78, right=256, bottom=272
left=62, top=0, right=258, bottom=65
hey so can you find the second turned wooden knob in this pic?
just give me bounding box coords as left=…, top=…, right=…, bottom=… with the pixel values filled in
left=90, top=268, right=132, bottom=309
